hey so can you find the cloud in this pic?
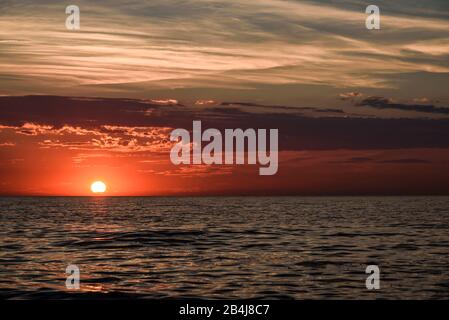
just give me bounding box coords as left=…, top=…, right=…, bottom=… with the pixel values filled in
left=2, top=96, right=449, bottom=153
left=0, top=99, right=175, bottom=153
left=339, top=92, right=363, bottom=101
left=219, top=101, right=345, bottom=114
left=153, top=165, right=234, bottom=177
left=332, top=156, right=430, bottom=164
left=0, top=0, right=448, bottom=97
left=37, top=134, right=172, bottom=153
left=148, top=99, right=180, bottom=106
left=357, top=96, right=449, bottom=115
left=412, top=97, right=433, bottom=104
left=337, top=157, right=373, bottom=163
left=195, top=100, right=217, bottom=106
left=0, top=142, right=15, bottom=147
left=378, top=158, right=431, bottom=164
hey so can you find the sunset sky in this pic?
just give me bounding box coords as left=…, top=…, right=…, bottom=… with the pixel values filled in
left=0, top=0, right=448, bottom=195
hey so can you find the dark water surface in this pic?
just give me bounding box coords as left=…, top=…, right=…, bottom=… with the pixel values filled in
left=1, top=196, right=448, bottom=299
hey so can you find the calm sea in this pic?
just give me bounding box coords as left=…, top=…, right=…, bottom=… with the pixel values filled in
left=0, top=196, right=448, bottom=299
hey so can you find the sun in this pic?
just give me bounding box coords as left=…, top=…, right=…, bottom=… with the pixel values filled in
left=90, top=181, right=107, bottom=194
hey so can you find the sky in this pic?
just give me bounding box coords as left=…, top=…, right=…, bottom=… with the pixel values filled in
left=0, top=0, right=448, bottom=195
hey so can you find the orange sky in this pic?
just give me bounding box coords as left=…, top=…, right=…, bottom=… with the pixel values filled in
left=1, top=143, right=449, bottom=196
left=1, top=96, right=449, bottom=196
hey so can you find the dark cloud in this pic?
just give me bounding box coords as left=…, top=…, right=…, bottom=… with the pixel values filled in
left=338, top=92, right=363, bottom=101
left=378, top=158, right=431, bottom=164
left=314, top=108, right=345, bottom=114
left=2, top=95, right=449, bottom=151
left=357, top=96, right=449, bottom=115
left=220, top=101, right=345, bottom=114
left=337, top=157, right=373, bottom=163
left=332, top=157, right=431, bottom=164
left=220, top=102, right=312, bottom=112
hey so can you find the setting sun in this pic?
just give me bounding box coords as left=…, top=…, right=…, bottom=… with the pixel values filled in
left=90, top=181, right=107, bottom=194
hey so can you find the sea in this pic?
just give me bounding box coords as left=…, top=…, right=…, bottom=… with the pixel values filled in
left=1, top=196, right=448, bottom=299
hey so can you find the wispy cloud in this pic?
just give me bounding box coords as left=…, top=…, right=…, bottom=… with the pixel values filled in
left=0, top=0, right=448, bottom=96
